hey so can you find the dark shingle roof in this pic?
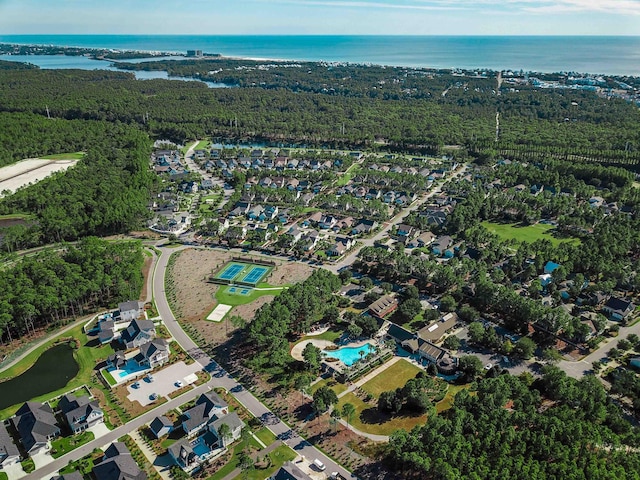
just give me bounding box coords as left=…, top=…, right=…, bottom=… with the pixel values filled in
left=0, top=422, right=19, bottom=461
left=149, top=416, right=173, bottom=437
left=272, top=461, right=313, bottom=480
left=211, top=412, right=243, bottom=434
left=12, top=402, right=59, bottom=452
left=93, top=442, right=146, bottom=480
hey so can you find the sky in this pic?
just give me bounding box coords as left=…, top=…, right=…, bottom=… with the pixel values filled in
left=0, top=0, right=639, bottom=35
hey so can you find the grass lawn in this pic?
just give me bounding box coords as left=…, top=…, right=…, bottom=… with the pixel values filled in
left=300, top=327, right=343, bottom=344
left=214, top=284, right=285, bottom=307
left=0, top=471, right=8, bottom=480
left=51, top=431, right=95, bottom=458
left=0, top=323, right=115, bottom=419
left=195, top=140, right=210, bottom=151
left=435, top=383, right=470, bottom=413
left=254, top=427, right=277, bottom=447
left=243, top=445, right=297, bottom=480
left=40, top=152, right=85, bottom=160
left=336, top=164, right=360, bottom=186
left=337, top=392, right=428, bottom=436
left=360, top=359, right=422, bottom=398
left=21, top=458, right=35, bottom=473
left=310, top=378, right=348, bottom=396
left=481, top=221, right=580, bottom=246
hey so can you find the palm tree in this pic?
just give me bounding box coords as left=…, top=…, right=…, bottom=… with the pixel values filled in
left=217, top=423, right=231, bottom=448
left=342, top=403, right=356, bottom=430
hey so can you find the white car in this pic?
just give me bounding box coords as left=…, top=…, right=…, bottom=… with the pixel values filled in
left=175, top=381, right=184, bottom=388
left=484, top=363, right=493, bottom=370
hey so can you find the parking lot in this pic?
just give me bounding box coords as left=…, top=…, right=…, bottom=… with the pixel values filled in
left=127, top=361, right=201, bottom=406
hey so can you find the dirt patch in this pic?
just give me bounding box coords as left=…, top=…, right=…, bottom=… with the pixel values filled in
left=167, top=248, right=315, bottom=346
left=139, top=256, right=153, bottom=303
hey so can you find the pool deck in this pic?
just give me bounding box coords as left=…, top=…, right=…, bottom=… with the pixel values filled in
left=291, top=338, right=373, bottom=362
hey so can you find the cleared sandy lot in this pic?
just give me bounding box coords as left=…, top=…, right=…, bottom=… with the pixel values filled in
left=0, top=158, right=79, bottom=195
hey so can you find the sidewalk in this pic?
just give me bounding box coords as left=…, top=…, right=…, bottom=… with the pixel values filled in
left=130, top=430, right=172, bottom=480
left=338, top=356, right=400, bottom=398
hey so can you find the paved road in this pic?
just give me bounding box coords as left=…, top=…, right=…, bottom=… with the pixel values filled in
left=558, top=320, right=640, bottom=379
left=152, top=246, right=356, bottom=478
left=26, top=383, right=213, bottom=480
left=325, top=165, right=468, bottom=273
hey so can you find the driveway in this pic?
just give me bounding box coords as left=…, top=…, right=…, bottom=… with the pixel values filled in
left=127, top=361, right=201, bottom=406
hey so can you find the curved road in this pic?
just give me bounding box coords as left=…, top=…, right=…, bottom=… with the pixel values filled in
left=152, top=246, right=356, bottom=478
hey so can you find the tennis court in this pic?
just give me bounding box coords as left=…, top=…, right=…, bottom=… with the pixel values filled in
left=216, top=262, right=245, bottom=281
left=240, top=265, right=269, bottom=285
left=228, top=286, right=252, bottom=296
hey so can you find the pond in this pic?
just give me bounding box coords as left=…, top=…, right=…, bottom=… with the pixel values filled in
left=0, top=343, right=79, bottom=410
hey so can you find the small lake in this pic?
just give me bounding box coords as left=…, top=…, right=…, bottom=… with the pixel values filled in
left=0, top=343, right=79, bottom=410
left=0, top=54, right=232, bottom=88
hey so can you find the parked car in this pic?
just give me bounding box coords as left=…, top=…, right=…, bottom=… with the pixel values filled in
left=149, top=393, right=158, bottom=400
left=313, top=459, right=326, bottom=471
left=175, top=381, right=184, bottom=387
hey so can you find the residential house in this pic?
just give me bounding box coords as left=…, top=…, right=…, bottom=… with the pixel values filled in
left=51, top=473, right=84, bottom=480
left=352, top=219, right=378, bottom=235
left=11, top=402, right=60, bottom=455
left=0, top=422, right=20, bottom=467
left=576, top=291, right=608, bottom=307
left=603, top=297, right=636, bottom=321
left=287, top=225, right=304, bottom=243
left=335, top=217, right=355, bottom=231
left=98, top=320, right=115, bottom=344
left=298, top=230, right=320, bottom=251
left=137, top=339, right=170, bottom=368
left=181, top=392, right=229, bottom=437
left=228, top=201, right=251, bottom=218
left=327, top=237, right=353, bottom=257
left=149, top=416, right=173, bottom=439
left=369, top=295, right=399, bottom=319
left=201, top=179, right=214, bottom=190
left=396, top=224, right=415, bottom=238
left=431, top=236, right=454, bottom=256
left=210, top=412, right=243, bottom=447
left=59, top=394, right=104, bottom=434
left=106, top=351, right=126, bottom=370
left=263, top=205, right=279, bottom=221
left=120, top=319, right=156, bottom=349
left=544, top=261, right=561, bottom=275
left=93, top=442, right=147, bottom=480
left=319, top=215, right=338, bottom=230
left=411, top=231, right=436, bottom=248
left=247, top=205, right=265, bottom=221
left=270, top=461, right=313, bottom=480
left=118, top=301, right=145, bottom=322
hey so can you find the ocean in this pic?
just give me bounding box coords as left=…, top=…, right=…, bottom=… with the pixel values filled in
left=0, top=35, right=639, bottom=76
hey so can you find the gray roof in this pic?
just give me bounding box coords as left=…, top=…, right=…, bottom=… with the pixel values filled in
left=198, top=391, right=228, bottom=410
left=120, top=319, right=155, bottom=344
left=0, top=422, right=19, bottom=461
left=181, top=404, right=208, bottom=434
left=51, top=472, right=84, bottom=480
left=64, top=401, right=102, bottom=429
left=149, top=416, right=173, bottom=437
left=59, top=394, right=92, bottom=414
left=272, top=462, right=313, bottom=480
left=211, top=412, right=244, bottom=434
left=118, top=300, right=144, bottom=313
left=93, top=442, right=146, bottom=480
left=139, top=339, right=168, bottom=358
left=12, top=402, right=59, bottom=452
left=167, top=440, right=194, bottom=464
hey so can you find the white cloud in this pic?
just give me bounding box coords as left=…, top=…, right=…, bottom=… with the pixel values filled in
left=272, top=0, right=640, bottom=15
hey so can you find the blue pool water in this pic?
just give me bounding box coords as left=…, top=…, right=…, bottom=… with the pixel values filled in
left=113, top=359, right=148, bottom=379
left=192, top=442, right=210, bottom=457
left=323, top=343, right=375, bottom=366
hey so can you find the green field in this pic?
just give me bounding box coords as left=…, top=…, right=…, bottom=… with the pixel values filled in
left=360, top=359, right=422, bottom=398
left=481, top=221, right=580, bottom=246
left=41, top=152, right=85, bottom=160
left=214, top=284, right=285, bottom=307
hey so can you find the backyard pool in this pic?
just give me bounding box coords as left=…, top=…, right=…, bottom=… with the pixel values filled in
left=323, top=343, right=375, bottom=366
left=108, top=359, right=150, bottom=383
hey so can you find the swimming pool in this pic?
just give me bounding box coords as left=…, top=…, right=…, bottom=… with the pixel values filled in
left=109, top=359, right=150, bottom=381
left=192, top=441, right=211, bottom=457
left=323, top=343, right=375, bottom=366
